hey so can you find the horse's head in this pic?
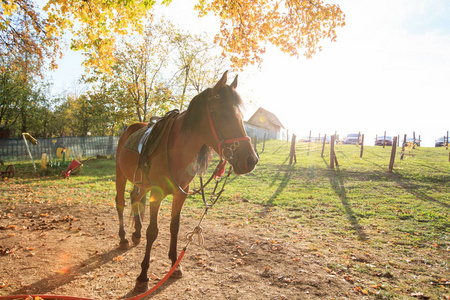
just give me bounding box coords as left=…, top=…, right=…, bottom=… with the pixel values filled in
left=206, top=71, right=258, bottom=174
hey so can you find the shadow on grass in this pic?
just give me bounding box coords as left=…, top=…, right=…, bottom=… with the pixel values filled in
left=258, top=166, right=294, bottom=218
left=391, top=173, right=449, bottom=209
left=268, top=169, right=293, bottom=206
left=322, top=159, right=368, bottom=241
left=269, top=156, right=290, bottom=187
left=272, top=143, right=288, bottom=155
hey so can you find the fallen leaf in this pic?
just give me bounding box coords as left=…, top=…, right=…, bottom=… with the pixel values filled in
left=411, top=292, right=430, bottom=299
left=150, top=273, right=160, bottom=281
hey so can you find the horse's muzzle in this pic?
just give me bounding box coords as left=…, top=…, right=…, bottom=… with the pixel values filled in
left=232, top=150, right=258, bottom=175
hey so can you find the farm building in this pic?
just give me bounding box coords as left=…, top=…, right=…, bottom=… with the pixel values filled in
left=244, top=107, right=286, bottom=140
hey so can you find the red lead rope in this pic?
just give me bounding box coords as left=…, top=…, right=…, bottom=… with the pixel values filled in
left=0, top=249, right=186, bottom=300
left=2, top=100, right=244, bottom=300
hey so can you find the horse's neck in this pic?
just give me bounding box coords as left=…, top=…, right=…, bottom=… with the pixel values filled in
left=169, top=114, right=205, bottom=180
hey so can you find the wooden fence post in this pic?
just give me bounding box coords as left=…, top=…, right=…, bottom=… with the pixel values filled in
left=389, top=136, right=398, bottom=173
left=383, top=131, right=386, bottom=149
left=289, top=134, right=296, bottom=165
left=360, top=134, right=364, bottom=158
left=294, top=134, right=297, bottom=164
left=321, top=134, right=327, bottom=158
left=447, top=131, right=449, bottom=150
left=262, top=132, right=266, bottom=153
left=401, top=134, right=407, bottom=160
left=330, top=135, right=336, bottom=169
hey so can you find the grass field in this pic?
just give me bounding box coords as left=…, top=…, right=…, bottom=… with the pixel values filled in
left=226, top=140, right=450, bottom=244
left=1, top=139, right=449, bottom=298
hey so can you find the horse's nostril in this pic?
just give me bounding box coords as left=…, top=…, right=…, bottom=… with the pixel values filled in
left=247, top=154, right=258, bottom=168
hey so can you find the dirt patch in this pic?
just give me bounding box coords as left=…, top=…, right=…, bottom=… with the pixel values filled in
left=0, top=201, right=362, bottom=299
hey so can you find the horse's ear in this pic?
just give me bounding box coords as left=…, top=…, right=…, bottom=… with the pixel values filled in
left=211, top=71, right=228, bottom=96
left=231, top=75, right=238, bottom=89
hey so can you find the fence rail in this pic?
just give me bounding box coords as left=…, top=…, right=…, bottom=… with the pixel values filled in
left=0, top=136, right=119, bottom=162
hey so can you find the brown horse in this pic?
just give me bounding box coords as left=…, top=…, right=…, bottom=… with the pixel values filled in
left=115, top=71, right=258, bottom=291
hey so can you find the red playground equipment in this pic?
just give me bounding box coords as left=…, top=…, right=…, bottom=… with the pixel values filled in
left=62, top=159, right=82, bottom=178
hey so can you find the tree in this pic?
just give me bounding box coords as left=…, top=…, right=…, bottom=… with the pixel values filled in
left=0, top=64, right=55, bottom=137
left=1, top=0, right=345, bottom=73
left=88, top=19, right=229, bottom=122
left=169, top=31, right=228, bottom=110
left=0, top=70, right=24, bottom=131
left=92, top=19, right=175, bottom=123
left=0, top=0, right=61, bottom=76
left=195, top=0, right=346, bottom=68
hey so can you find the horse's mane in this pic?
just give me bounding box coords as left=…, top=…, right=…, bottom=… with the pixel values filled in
left=182, top=88, right=211, bottom=134
left=181, top=85, right=244, bottom=174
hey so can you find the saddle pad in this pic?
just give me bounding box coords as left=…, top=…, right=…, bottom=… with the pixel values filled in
left=123, top=110, right=180, bottom=160
left=124, top=126, right=150, bottom=153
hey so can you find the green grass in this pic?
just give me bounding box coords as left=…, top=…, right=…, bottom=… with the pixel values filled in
left=3, top=141, right=449, bottom=243
left=1, top=140, right=449, bottom=298
left=220, top=141, right=449, bottom=233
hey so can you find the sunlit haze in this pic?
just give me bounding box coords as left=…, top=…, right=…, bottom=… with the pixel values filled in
left=48, top=0, right=450, bottom=147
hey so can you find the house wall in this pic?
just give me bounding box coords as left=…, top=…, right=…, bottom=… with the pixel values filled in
left=247, top=110, right=280, bottom=132
left=244, top=122, right=279, bottom=140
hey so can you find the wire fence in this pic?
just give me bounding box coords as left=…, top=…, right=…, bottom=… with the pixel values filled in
left=0, top=136, right=120, bottom=162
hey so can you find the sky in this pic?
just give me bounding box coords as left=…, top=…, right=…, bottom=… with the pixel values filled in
left=48, top=0, right=450, bottom=147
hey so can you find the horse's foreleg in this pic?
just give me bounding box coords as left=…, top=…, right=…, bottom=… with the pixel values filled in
left=130, top=186, right=148, bottom=245
left=115, top=171, right=129, bottom=249
left=135, top=191, right=163, bottom=292
left=168, top=192, right=187, bottom=278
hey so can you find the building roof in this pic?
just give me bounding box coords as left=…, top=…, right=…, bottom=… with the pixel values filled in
left=248, top=107, right=285, bottom=129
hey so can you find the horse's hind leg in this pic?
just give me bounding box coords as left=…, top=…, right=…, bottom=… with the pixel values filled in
left=130, top=186, right=148, bottom=245
left=115, top=170, right=129, bottom=249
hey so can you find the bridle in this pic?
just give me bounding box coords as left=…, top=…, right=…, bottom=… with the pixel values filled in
left=206, top=94, right=250, bottom=162
left=167, top=91, right=251, bottom=196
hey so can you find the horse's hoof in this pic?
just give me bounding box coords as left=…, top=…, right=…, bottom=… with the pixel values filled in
left=170, top=265, right=183, bottom=278
left=119, top=240, right=130, bottom=250
left=132, top=235, right=141, bottom=246
left=134, top=279, right=149, bottom=292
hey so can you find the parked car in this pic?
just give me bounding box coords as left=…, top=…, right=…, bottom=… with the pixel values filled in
left=375, top=136, right=393, bottom=146
left=435, top=137, right=448, bottom=147
left=343, top=133, right=360, bottom=145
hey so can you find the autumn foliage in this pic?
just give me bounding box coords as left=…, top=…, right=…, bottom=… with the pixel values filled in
left=196, top=0, right=346, bottom=68
left=1, top=0, right=345, bottom=73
